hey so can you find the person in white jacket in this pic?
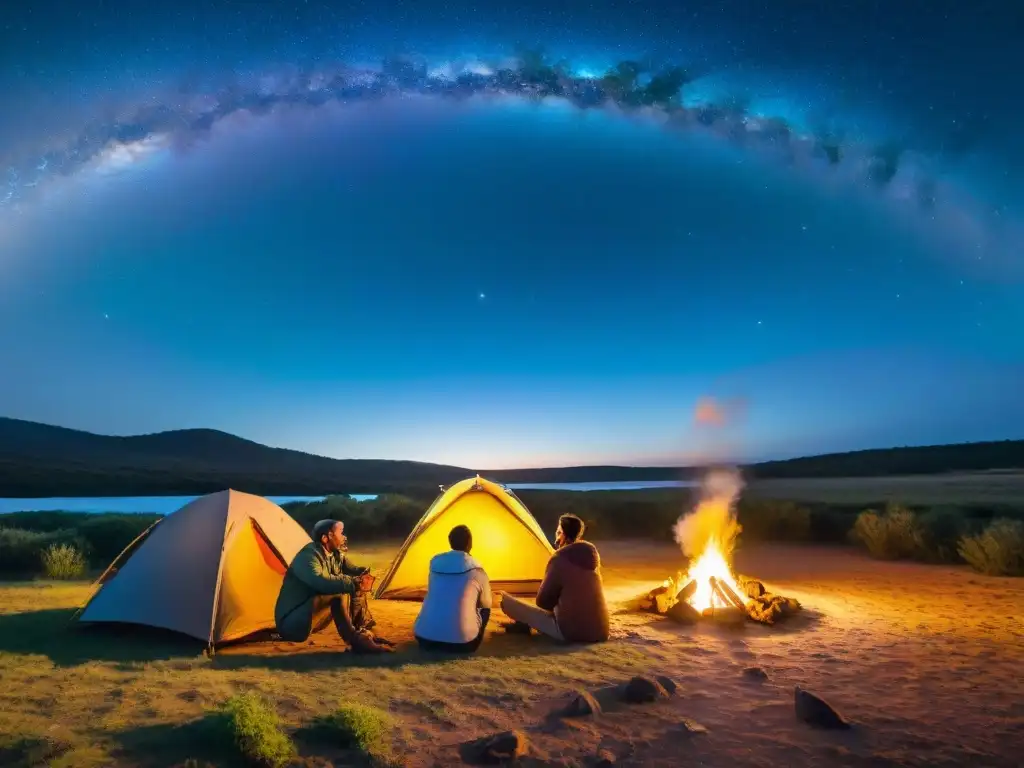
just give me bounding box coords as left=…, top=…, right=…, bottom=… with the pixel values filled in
left=414, top=524, right=492, bottom=653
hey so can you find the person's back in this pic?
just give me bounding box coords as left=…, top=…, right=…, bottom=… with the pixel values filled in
left=536, top=538, right=610, bottom=642
left=414, top=525, right=492, bottom=652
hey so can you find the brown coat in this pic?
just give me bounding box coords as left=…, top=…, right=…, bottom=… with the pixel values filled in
left=535, top=540, right=610, bottom=643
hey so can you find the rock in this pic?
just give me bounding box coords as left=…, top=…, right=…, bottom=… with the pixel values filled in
left=665, top=600, right=701, bottom=624
left=560, top=690, right=601, bottom=717
left=743, top=580, right=766, bottom=598
left=622, top=676, right=668, bottom=704
left=794, top=686, right=850, bottom=730
left=655, top=675, right=678, bottom=695
left=679, top=718, right=708, bottom=734
left=654, top=592, right=674, bottom=614
left=595, top=748, right=616, bottom=766
left=463, top=730, right=531, bottom=763
left=743, top=666, right=769, bottom=681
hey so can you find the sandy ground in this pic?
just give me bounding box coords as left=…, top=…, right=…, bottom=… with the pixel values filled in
left=215, top=542, right=1024, bottom=767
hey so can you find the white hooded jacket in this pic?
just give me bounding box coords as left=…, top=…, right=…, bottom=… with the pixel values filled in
left=413, top=550, right=492, bottom=644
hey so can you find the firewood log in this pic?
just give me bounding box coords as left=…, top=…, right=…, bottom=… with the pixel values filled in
left=710, top=577, right=747, bottom=611
left=675, top=579, right=696, bottom=603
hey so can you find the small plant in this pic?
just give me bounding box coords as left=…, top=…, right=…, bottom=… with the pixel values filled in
left=220, top=692, right=296, bottom=768
left=851, top=504, right=920, bottom=560
left=312, top=702, right=394, bottom=763
left=958, top=518, right=1024, bottom=576
left=41, top=543, right=87, bottom=579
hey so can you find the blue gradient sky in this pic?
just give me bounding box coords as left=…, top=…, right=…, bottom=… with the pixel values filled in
left=1, top=1, right=1022, bottom=468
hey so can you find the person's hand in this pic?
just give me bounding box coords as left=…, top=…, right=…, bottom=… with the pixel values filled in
left=357, top=573, right=375, bottom=592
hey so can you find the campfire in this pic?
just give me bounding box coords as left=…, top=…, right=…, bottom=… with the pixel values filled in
left=628, top=468, right=802, bottom=626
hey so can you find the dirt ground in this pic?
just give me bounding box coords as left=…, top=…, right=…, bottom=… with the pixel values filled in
left=2, top=541, right=1023, bottom=767
left=214, top=541, right=1024, bottom=767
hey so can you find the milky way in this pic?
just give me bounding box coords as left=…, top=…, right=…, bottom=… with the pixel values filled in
left=3, top=51, right=1020, bottom=279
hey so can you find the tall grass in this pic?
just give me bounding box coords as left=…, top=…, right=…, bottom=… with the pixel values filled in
left=851, top=504, right=920, bottom=560
left=41, top=543, right=86, bottom=580
left=958, top=519, right=1024, bottom=576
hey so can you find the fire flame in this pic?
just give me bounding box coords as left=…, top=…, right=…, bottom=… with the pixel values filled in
left=673, top=468, right=746, bottom=613
left=685, top=540, right=745, bottom=612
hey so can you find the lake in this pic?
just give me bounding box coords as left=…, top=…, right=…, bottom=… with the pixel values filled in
left=0, top=480, right=692, bottom=515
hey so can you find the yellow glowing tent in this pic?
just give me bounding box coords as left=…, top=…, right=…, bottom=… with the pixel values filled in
left=77, top=490, right=311, bottom=646
left=375, top=475, right=555, bottom=600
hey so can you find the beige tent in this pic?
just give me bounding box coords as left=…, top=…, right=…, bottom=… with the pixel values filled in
left=78, top=490, right=311, bottom=646
left=375, top=475, right=555, bottom=600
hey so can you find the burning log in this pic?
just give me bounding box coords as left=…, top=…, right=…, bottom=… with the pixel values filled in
left=709, top=576, right=747, bottom=611
left=676, top=579, right=697, bottom=603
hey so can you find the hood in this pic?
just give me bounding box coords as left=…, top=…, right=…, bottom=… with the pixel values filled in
left=430, top=549, right=483, bottom=575
left=557, top=540, right=600, bottom=571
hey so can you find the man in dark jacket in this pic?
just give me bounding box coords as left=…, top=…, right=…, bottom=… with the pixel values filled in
left=274, top=519, right=393, bottom=653
left=499, top=514, right=610, bottom=643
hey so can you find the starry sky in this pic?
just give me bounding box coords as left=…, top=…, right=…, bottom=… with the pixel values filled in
left=1, top=0, right=1022, bottom=469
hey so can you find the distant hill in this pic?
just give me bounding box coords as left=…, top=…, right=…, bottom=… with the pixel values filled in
left=0, top=416, right=1021, bottom=497
left=744, top=440, right=1024, bottom=479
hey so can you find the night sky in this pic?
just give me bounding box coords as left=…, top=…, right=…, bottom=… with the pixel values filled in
left=1, top=0, right=1022, bottom=468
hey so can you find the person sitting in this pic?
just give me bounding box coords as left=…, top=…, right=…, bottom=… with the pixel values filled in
left=499, top=513, right=610, bottom=643
left=414, top=524, right=492, bottom=653
left=275, top=518, right=393, bottom=654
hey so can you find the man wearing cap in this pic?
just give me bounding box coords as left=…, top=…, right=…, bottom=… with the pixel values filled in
left=275, top=519, right=394, bottom=654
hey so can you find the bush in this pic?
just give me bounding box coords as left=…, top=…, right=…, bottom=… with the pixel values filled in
left=312, top=702, right=394, bottom=763
left=0, top=527, right=89, bottom=577
left=219, top=692, right=295, bottom=768
left=850, top=504, right=920, bottom=560
left=958, top=518, right=1024, bottom=576
left=41, top=543, right=87, bottom=579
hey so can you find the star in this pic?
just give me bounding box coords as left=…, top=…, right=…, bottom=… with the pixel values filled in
left=103, top=313, right=109, bottom=320
left=478, top=292, right=486, bottom=300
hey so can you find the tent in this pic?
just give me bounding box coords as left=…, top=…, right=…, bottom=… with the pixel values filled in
left=78, top=489, right=311, bottom=646
left=375, top=475, right=555, bottom=600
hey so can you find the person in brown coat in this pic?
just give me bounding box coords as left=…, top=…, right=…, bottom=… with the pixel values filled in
left=499, top=513, right=610, bottom=643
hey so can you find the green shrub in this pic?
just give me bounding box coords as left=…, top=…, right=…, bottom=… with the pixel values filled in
left=219, top=692, right=295, bottom=768
left=958, top=518, right=1024, bottom=576
left=312, top=702, right=394, bottom=763
left=41, top=543, right=87, bottom=580
left=851, top=504, right=920, bottom=560
left=0, top=527, right=89, bottom=576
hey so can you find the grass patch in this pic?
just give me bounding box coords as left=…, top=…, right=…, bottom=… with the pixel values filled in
left=42, top=544, right=87, bottom=580
left=218, top=692, right=295, bottom=768
left=306, top=702, right=395, bottom=764
left=958, top=518, right=1024, bottom=576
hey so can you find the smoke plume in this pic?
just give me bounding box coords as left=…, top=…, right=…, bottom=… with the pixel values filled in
left=672, top=467, right=744, bottom=564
